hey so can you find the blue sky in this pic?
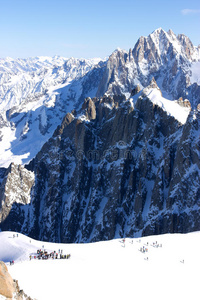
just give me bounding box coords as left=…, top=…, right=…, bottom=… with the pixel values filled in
left=0, top=0, right=199, bottom=59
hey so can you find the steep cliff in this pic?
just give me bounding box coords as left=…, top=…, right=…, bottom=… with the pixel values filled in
left=0, top=81, right=199, bottom=242
left=0, top=163, right=34, bottom=232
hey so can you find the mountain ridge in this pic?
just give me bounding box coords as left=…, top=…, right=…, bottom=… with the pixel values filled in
left=0, top=79, right=199, bottom=242
left=0, top=28, right=200, bottom=242
left=0, top=28, right=200, bottom=167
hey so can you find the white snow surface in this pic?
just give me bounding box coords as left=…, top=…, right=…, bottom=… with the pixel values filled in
left=143, top=88, right=191, bottom=124
left=0, top=231, right=199, bottom=300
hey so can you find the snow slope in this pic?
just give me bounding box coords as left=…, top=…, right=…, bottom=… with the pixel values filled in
left=0, top=56, right=104, bottom=167
left=0, top=231, right=199, bottom=300
left=143, top=88, right=191, bottom=124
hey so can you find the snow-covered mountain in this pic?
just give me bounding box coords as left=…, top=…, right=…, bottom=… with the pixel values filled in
left=0, top=28, right=200, bottom=168
left=97, top=28, right=200, bottom=105
left=0, top=55, right=105, bottom=167
left=0, top=28, right=200, bottom=243
left=0, top=79, right=199, bottom=242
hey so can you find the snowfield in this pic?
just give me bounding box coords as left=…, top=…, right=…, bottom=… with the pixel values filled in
left=0, top=231, right=199, bottom=300
left=144, top=88, right=191, bottom=124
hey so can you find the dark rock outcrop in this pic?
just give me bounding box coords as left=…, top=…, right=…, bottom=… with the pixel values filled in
left=0, top=163, right=34, bottom=229
left=0, top=83, right=199, bottom=243
left=131, top=85, right=141, bottom=96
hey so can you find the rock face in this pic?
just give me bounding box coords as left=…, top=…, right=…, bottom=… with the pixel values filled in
left=96, top=28, right=200, bottom=109
left=13, top=279, right=34, bottom=300
left=0, top=82, right=199, bottom=243
left=0, top=163, right=34, bottom=231
left=0, top=261, right=14, bottom=299
left=0, top=261, right=34, bottom=300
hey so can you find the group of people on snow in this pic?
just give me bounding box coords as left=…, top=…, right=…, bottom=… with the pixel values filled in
left=29, top=249, right=71, bottom=260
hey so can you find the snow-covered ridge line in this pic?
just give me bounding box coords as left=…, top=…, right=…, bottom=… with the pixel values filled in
left=0, top=56, right=103, bottom=74
left=129, top=79, right=191, bottom=125
left=143, top=88, right=191, bottom=124
left=148, top=28, right=200, bottom=60
left=0, top=55, right=104, bottom=111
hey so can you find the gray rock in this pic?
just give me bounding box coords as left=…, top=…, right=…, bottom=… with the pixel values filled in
left=0, top=82, right=199, bottom=242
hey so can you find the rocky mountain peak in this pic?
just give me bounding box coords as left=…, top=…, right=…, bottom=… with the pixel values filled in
left=81, top=97, right=97, bottom=120
left=149, top=77, right=160, bottom=89
left=133, top=27, right=197, bottom=64
left=133, top=28, right=170, bottom=62
left=167, top=29, right=176, bottom=36
left=177, top=34, right=195, bottom=58
left=142, top=77, right=162, bottom=97
left=108, top=48, right=127, bottom=63
left=176, top=97, right=191, bottom=109
left=150, top=27, right=171, bottom=45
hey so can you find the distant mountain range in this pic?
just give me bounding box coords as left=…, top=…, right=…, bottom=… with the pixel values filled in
left=0, top=28, right=200, bottom=242
left=0, top=28, right=200, bottom=168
